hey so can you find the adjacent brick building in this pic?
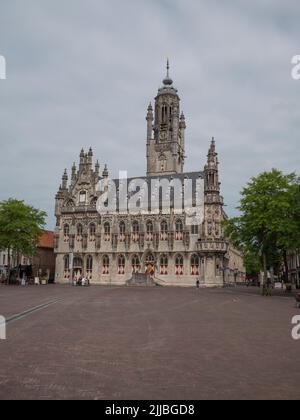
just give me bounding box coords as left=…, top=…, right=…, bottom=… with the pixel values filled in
left=32, top=231, right=56, bottom=282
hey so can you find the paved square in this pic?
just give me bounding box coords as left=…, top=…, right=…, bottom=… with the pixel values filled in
left=0, top=285, right=299, bottom=400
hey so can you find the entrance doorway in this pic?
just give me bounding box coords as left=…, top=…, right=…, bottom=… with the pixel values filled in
left=73, top=257, right=83, bottom=279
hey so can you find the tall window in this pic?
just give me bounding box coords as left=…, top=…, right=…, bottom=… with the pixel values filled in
left=161, top=105, right=168, bottom=124
left=102, top=255, right=110, bottom=275
left=77, top=224, right=83, bottom=241
left=191, top=225, right=199, bottom=235
left=132, top=255, right=140, bottom=274
left=132, top=221, right=140, bottom=242
left=119, top=221, right=126, bottom=243
left=104, top=222, right=111, bottom=242
left=118, top=255, right=126, bottom=275
left=191, top=254, right=200, bottom=276
left=161, top=221, right=168, bottom=241
left=64, top=255, right=70, bottom=279
left=175, top=255, right=184, bottom=276
left=175, top=219, right=184, bottom=241
left=146, top=221, right=154, bottom=241
left=89, top=224, right=96, bottom=241
left=86, top=255, right=93, bottom=279
left=64, top=224, right=70, bottom=243
left=160, top=254, right=168, bottom=275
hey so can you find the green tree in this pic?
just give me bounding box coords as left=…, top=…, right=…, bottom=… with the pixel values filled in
left=0, top=199, right=47, bottom=268
left=243, top=248, right=261, bottom=278
left=224, top=170, right=300, bottom=285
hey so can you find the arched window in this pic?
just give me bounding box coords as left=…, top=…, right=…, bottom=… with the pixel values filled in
left=104, top=222, right=111, bottom=242
left=64, top=255, right=70, bottom=279
left=191, top=254, right=200, bottom=276
left=175, top=219, right=184, bottom=241
left=64, top=224, right=70, bottom=242
left=73, top=257, right=83, bottom=269
left=86, top=255, right=93, bottom=279
left=119, top=221, right=126, bottom=242
left=161, top=221, right=168, bottom=241
left=160, top=254, right=168, bottom=276
left=89, top=223, right=96, bottom=241
left=77, top=224, right=83, bottom=240
left=146, top=221, right=154, bottom=241
left=132, top=221, right=140, bottom=242
left=175, top=255, right=184, bottom=276
left=102, top=255, right=110, bottom=275
left=132, top=255, right=140, bottom=274
left=118, top=255, right=126, bottom=275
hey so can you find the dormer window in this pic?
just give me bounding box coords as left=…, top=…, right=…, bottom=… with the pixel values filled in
left=79, top=191, right=87, bottom=204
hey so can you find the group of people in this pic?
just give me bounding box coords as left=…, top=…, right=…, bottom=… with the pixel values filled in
left=73, top=276, right=90, bottom=287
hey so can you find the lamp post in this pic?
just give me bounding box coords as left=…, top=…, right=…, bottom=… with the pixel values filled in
left=69, top=252, right=74, bottom=286
left=234, top=268, right=238, bottom=286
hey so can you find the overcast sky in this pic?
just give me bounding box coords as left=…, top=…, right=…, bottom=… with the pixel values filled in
left=0, top=0, right=299, bottom=228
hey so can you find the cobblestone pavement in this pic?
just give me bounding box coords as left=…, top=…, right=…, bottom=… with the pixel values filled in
left=0, top=285, right=299, bottom=400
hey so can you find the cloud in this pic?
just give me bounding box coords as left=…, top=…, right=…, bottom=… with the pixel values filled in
left=0, top=0, right=299, bottom=226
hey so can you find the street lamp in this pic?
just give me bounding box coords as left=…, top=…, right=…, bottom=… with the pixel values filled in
left=234, top=268, right=239, bottom=286
left=69, top=252, right=74, bottom=286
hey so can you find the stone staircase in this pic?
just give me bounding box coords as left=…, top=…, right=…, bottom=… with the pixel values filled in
left=126, top=273, right=158, bottom=287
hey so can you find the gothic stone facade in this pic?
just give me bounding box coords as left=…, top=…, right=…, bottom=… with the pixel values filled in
left=54, top=65, right=245, bottom=287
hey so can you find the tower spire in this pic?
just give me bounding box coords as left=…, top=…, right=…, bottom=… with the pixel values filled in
left=163, top=59, right=173, bottom=86
left=62, top=169, right=68, bottom=190
left=147, top=60, right=184, bottom=176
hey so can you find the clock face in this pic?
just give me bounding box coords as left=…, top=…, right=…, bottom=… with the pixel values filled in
left=160, top=130, right=167, bottom=141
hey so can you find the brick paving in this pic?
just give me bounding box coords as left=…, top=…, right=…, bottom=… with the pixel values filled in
left=0, top=284, right=299, bottom=400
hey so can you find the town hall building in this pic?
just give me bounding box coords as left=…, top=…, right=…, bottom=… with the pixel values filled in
left=54, top=63, right=245, bottom=287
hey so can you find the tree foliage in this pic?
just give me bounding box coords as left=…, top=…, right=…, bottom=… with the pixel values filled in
left=224, top=169, right=300, bottom=280
left=0, top=199, right=47, bottom=265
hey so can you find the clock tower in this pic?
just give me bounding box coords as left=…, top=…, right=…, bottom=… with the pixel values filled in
left=147, top=61, right=186, bottom=177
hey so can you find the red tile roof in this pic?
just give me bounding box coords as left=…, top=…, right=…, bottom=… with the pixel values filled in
left=38, top=231, right=54, bottom=249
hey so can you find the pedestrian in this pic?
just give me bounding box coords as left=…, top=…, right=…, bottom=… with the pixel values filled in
left=21, top=275, right=26, bottom=287
left=196, top=279, right=200, bottom=289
